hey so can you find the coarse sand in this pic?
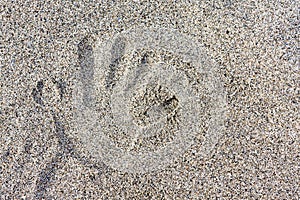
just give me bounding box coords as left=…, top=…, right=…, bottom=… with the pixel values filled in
left=1, top=0, right=299, bottom=199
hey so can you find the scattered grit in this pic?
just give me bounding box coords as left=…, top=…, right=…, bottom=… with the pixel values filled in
left=1, top=0, right=299, bottom=199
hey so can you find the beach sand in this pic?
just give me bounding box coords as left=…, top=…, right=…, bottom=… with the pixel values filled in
left=1, top=0, right=299, bottom=199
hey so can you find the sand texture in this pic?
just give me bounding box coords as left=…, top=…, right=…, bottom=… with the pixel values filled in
left=1, top=0, right=299, bottom=199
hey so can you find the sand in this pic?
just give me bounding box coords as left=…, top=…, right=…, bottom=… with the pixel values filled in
left=1, top=0, right=299, bottom=199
